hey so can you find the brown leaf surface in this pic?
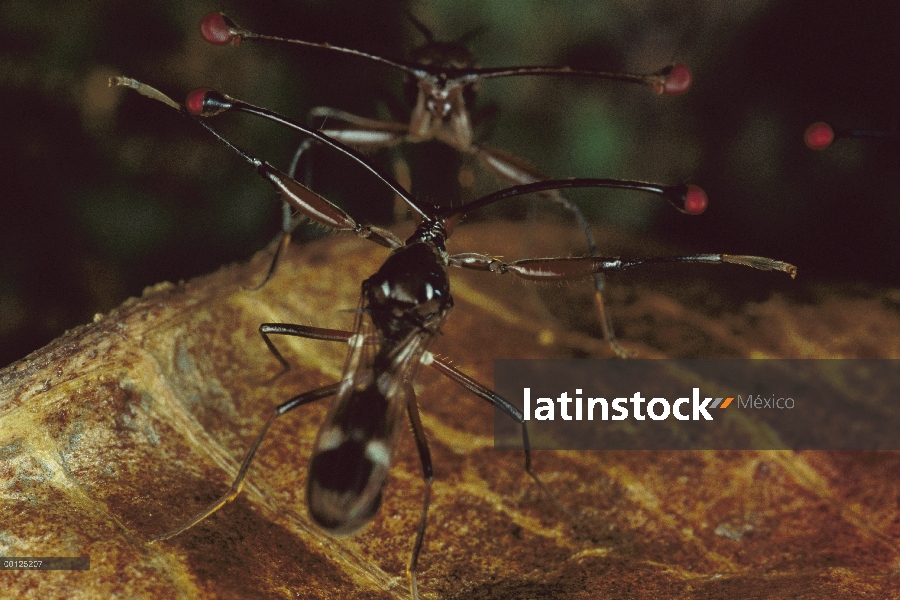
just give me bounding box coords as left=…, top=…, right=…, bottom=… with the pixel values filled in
left=2, top=223, right=899, bottom=599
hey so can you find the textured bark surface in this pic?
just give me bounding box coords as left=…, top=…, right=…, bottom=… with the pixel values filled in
left=2, top=223, right=899, bottom=598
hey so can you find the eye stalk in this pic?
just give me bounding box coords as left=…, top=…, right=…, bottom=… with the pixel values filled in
left=185, top=88, right=234, bottom=117
left=197, top=13, right=693, bottom=97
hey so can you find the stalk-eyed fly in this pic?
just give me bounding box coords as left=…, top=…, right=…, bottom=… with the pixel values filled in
left=111, top=77, right=795, bottom=598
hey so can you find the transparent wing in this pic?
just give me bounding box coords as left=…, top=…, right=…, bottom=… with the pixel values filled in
left=306, top=296, right=440, bottom=536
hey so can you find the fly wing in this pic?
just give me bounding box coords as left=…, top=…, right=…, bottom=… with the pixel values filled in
left=306, top=301, right=436, bottom=537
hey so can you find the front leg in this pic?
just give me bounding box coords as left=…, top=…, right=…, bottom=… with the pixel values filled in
left=450, top=252, right=797, bottom=281
left=253, top=108, right=414, bottom=290
left=451, top=251, right=796, bottom=353
left=151, top=382, right=340, bottom=542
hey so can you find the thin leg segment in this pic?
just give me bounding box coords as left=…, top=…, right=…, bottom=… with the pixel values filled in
left=428, top=356, right=571, bottom=517
left=404, top=386, right=434, bottom=600
left=259, top=323, right=355, bottom=375
left=249, top=230, right=292, bottom=291
left=307, top=106, right=410, bottom=148
left=151, top=383, right=340, bottom=542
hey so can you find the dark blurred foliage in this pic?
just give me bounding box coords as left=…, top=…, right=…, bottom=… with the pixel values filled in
left=1, top=0, right=898, bottom=368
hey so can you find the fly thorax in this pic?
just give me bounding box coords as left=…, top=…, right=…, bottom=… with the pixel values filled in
left=363, top=243, right=452, bottom=339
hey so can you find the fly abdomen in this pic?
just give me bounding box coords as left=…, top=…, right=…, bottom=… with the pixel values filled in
left=307, top=383, right=400, bottom=537
left=307, top=436, right=388, bottom=536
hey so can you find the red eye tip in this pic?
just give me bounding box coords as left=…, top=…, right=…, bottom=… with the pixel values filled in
left=683, top=184, right=707, bottom=215
left=661, top=63, right=691, bottom=95
left=804, top=121, right=834, bottom=150
left=200, top=12, right=240, bottom=46
left=185, top=88, right=213, bottom=116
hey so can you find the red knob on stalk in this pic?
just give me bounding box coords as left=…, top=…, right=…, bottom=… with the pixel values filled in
left=683, top=184, right=707, bottom=215
left=653, top=63, right=691, bottom=96
left=200, top=12, right=242, bottom=46
left=804, top=121, right=834, bottom=150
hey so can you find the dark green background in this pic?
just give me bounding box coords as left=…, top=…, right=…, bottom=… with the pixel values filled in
left=1, top=0, right=898, bottom=367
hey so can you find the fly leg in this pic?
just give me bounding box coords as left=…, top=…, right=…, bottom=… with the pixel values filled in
left=427, top=355, right=573, bottom=518
left=151, top=383, right=339, bottom=541
left=404, top=385, right=433, bottom=600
